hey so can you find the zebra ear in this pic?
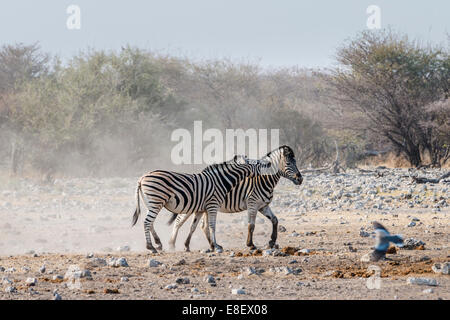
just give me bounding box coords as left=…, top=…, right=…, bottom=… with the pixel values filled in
left=233, top=155, right=238, bottom=162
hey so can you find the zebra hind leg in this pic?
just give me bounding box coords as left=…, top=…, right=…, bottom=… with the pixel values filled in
left=143, top=207, right=163, bottom=253
left=184, top=212, right=203, bottom=252
left=206, top=209, right=223, bottom=253
left=169, top=214, right=190, bottom=251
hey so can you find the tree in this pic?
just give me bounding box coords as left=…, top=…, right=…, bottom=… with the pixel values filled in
left=330, top=30, right=449, bottom=167
left=0, top=42, right=49, bottom=93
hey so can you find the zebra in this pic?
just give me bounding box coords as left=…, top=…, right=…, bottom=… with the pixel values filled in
left=131, top=155, right=272, bottom=253
left=168, top=145, right=302, bottom=251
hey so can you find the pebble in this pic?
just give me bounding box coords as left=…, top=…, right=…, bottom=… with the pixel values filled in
left=406, top=277, right=438, bottom=286
left=175, top=277, right=190, bottom=284
left=53, top=293, right=62, bottom=300
left=165, top=283, right=178, bottom=290
left=25, top=277, right=37, bottom=286
left=432, top=262, right=449, bottom=275
left=120, top=277, right=129, bottom=282
left=231, top=288, right=246, bottom=295
left=403, top=238, right=426, bottom=250
left=39, top=265, right=46, bottom=273
left=204, top=275, right=216, bottom=286
left=4, top=286, right=16, bottom=293
left=108, top=257, right=129, bottom=267
left=173, top=259, right=186, bottom=266
left=148, top=259, right=162, bottom=268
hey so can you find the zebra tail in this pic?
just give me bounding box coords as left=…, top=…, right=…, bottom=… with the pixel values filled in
left=167, top=213, right=178, bottom=226
left=131, top=180, right=142, bottom=227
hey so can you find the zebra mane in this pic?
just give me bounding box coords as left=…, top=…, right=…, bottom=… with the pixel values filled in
left=202, top=161, right=232, bottom=173
left=264, top=145, right=294, bottom=159
left=261, top=145, right=294, bottom=174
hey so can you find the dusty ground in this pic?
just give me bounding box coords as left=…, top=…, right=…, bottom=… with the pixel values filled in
left=0, top=169, right=449, bottom=300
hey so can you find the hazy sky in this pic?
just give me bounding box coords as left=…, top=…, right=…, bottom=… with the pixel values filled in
left=0, top=0, right=448, bottom=68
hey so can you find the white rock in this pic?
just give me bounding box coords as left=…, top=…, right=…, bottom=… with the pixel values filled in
left=108, top=257, right=129, bottom=267
left=25, top=277, right=37, bottom=286
left=165, top=283, right=178, bottom=290
left=232, top=288, right=246, bottom=295
left=407, top=277, right=438, bottom=286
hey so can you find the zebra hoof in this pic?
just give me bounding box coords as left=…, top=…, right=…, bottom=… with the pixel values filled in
left=156, top=244, right=163, bottom=251
left=267, top=242, right=277, bottom=249
left=146, top=245, right=158, bottom=254
left=184, top=247, right=191, bottom=252
left=215, top=245, right=223, bottom=253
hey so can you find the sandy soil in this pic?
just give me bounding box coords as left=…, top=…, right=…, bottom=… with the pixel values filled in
left=0, top=172, right=449, bottom=300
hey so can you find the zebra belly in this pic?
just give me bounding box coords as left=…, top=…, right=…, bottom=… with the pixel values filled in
left=164, top=195, right=206, bottom=215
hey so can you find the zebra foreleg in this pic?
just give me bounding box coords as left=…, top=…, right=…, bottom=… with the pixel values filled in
left=259, top=206, right=278, bottom=248
left=206, top=209, right=223, bottom=253
left=246, top=208, right=258, bottom=250
left=200, top=213, right=214, bottom=250
left=184, top=212, right=203, bottom=252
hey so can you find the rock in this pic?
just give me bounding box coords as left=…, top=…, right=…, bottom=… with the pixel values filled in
left=422, top=288, right=434, bottom=294
left=407, top=221, right=416, bottom=227
left=88, top=258, right=107, bottom=267
left=52, top=275, right=64, bottom=281
left=175, top=277, right=190, bottom=284
left=2, top=277, right=12, bottom=285
left=245, top=267, right=257, bottom=276
left=53, top=293, right=62, bottom=300
left=148, top=259, right=162, bottom=268
left=39, top=265, right=46, bottom=273
left=403, top=238, right=426, bottom=250
left=231, top=288, right=246, bottom=295
left=407, top=277, right=438, bottom=286
left=25, top=277, right=37, bottom=286
left=359, top=230, right=371, bottom=237
left=191, top=288, right=199, bottom=293
left=432, top=262, right=449, bottom=275
left=4, top=286, right=16, bottom=293
left=165, top=283, right=178, bottom=290
left=173, top=259, right=186, bottom=266
left=204, top=275, right=216, bottom=286
left=120, top=277, right=129, bottom=282
left=0, top=266, right=5, bottom=272
left=108, top=257, right=129, bottom=267
left=278, top=225, right=286, bottom=232
left=297, top=248, right=311, bottom=255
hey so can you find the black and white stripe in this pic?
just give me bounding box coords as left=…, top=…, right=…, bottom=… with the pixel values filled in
left=131, top=155, right=271, bottom=253
left=169, top=145, right=302, bottom=251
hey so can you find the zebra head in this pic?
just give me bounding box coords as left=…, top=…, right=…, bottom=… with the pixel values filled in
left=265, top=145, right=302, bottom=185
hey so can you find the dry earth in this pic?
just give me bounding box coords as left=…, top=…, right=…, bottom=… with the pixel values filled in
left=0, top=168, right=449, bottom=300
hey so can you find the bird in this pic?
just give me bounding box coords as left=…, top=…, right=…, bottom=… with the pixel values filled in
left=361, top=221, right=404, bottom=262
